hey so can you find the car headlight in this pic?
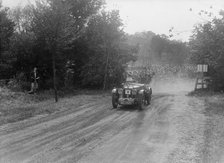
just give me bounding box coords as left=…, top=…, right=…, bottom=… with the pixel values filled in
left=112, top=88, right=117, bottom=93
left=118, top=89, right=123, bottom=94
left=138, top=90, right=144, bottom=94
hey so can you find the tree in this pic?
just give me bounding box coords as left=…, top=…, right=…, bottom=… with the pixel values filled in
left=29, top=0, right=103, bottom=101
left=0, top=2, right=15, bottom=79
left=79, top=10, right=137, bottom=89
left=8, top=6, right=35, bottom=76
left=189, top=10, right=224, bottom=90
left=165, top=40, right=189, bottom=65
left=151, top=34, right=188, bottom=65
left=150, top=34, right=167, bottom=61
left=127, top=31, right=155, bottom=67
left=2, top=0, right=137, bottom=92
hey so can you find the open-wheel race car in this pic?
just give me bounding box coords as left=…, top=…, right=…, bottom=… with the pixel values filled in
left=111, top=77, right=152, bottom=109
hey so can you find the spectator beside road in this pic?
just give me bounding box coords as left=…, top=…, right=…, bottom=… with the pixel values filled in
left=28, top=67, right=39, bottom=94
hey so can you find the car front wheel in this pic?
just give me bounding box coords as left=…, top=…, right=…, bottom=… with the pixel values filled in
left=138, top=96, right=145, bottom=110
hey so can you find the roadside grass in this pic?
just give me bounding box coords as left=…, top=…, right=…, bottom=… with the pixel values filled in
left=188, top=89, right=224, bottom=116
left=0, top=87, right=110, bottom=126
left=187, top=89, right=223, bottom=97
left=204, top=93, right=224, bottom=116
left=0, top=106, right=51, bottom=124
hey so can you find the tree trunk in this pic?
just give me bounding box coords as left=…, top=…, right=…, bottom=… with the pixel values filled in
left=52, top=48, right=58, bottom=102
left=103, top=47, right=109, bottom=90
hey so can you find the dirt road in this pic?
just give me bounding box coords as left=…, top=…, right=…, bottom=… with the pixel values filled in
left=1, top=87, right=224, bottom=162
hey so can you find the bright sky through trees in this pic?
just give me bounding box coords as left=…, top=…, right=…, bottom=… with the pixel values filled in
left=2, top=0, right=224, bottom=41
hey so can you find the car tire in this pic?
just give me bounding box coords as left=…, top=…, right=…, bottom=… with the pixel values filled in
left=146, top=94, right=151, bottom=105
left=147, top=88, right=152, bottom=105
left=112, top=94, right=118, bottom=108
left=138, top=96, right=145, bottom=110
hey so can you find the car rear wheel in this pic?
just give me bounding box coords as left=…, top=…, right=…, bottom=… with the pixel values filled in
left=112, top=94, right=118, bottom=108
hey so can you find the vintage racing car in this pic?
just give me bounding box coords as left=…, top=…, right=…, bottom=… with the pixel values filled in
left=111, top=81, right=152, bottom=109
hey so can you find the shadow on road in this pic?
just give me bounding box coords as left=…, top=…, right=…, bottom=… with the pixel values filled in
left=116, top=105, right=143, bottom=112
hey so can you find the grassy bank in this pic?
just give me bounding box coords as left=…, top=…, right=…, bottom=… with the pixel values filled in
left=0, top=87, right=110, bottom=126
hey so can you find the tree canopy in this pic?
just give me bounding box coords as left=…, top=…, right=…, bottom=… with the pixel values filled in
left=0, top=2, right=15, bottom=79
left=0, top=0, right=138, bottom=92
left=189, top=10, right=224, bottom=90
left=79, top=10, right=137, bottom=88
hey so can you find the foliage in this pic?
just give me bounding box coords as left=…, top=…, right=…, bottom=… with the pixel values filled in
left=151, top=34, right=189, bottom=65
left=75, top=10, right=137, bottom=88
left=8, top=0, right=104, bottom=89
left=1, top=0, right=137, bottom=91
left=0, top=3, right=15, bottom=79
left=126, top=32, right=189, bottom=67
left=189, top=11, right=224, bottom=91
left=126, top=31, right=155, bottom=67
left=150, top=34, right=167, bottom=61
left=0, top=4, right=14, bottom=53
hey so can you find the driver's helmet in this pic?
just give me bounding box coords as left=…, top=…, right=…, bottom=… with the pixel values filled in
left=126, top=76, right=134, bottom=82
left=126, top=71, right=135, bottom=82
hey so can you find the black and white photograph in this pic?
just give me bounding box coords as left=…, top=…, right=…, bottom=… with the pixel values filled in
left=1, top=0, right=224, bottom=162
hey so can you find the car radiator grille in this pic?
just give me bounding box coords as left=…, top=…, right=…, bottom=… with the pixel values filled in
left=122, top=89, right=136, bottom=98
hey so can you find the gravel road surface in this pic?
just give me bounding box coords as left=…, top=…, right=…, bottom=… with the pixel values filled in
left=1, top=87, right=224, bottom=163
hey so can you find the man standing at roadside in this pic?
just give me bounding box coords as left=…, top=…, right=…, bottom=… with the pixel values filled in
left=28, top=67, right=39, bottom=94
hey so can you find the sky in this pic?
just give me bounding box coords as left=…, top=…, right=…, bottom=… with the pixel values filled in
left=2, top=0, right=224, bottom=41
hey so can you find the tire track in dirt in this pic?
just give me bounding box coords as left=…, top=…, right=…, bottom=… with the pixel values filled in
left=79, top=94, right=173, bottom=163
left=0, top=104, right=112, bottom=156
left=0, top=104, right=108, bottom=156
left=0, top=94, right=163, bottom=163
left=0, top=96, right=110, bottom=161
left=0, top=101, right=107, bottom=147
left=0, top=100, right=101, bottom=134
